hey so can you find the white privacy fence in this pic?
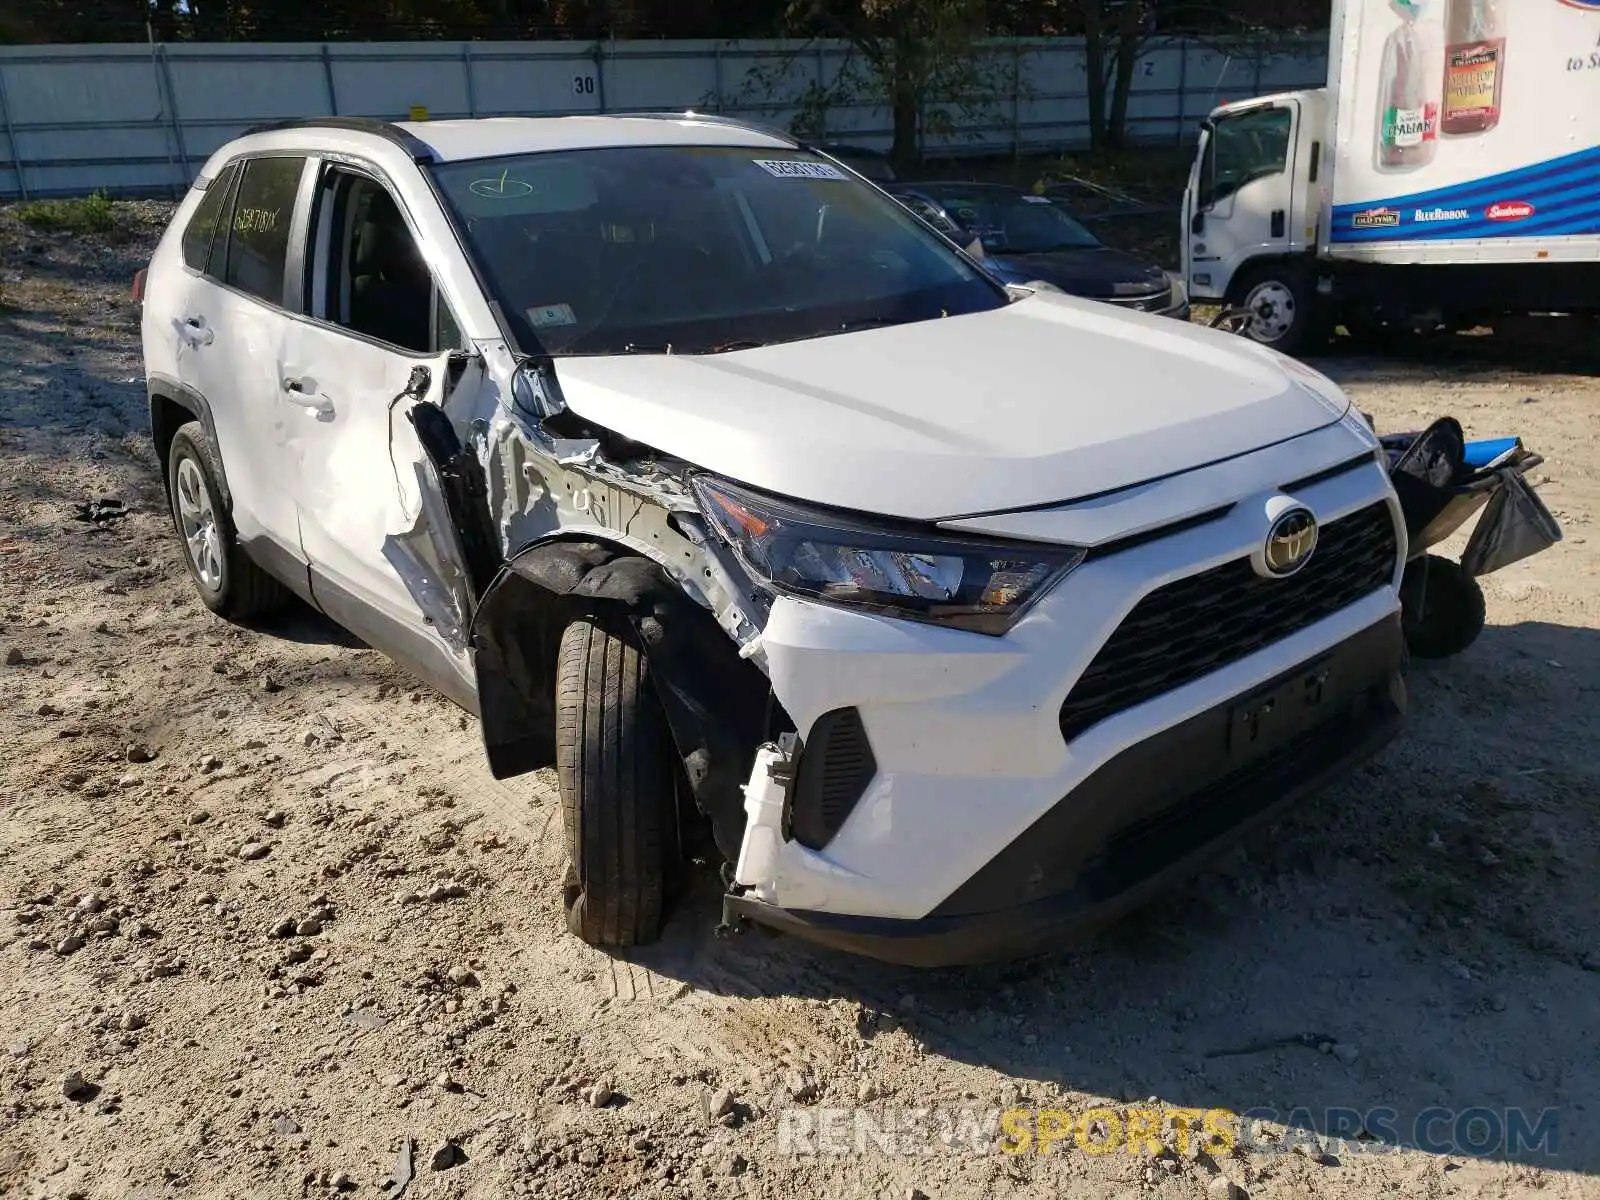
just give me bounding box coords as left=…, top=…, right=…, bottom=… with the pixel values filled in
left=0, top=36, right=1328, bottom=200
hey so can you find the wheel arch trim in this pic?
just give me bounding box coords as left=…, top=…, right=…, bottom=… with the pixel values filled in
left=147, top=373, right=232, bottom=511
left=471, top=534, right=771, bottom=861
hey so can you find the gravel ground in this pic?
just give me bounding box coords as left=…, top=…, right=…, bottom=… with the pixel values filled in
left=2, top=200, right=1598, bottom=1200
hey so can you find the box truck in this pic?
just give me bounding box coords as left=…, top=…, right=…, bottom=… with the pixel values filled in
left=1181, top=0, right=1600, bottom=354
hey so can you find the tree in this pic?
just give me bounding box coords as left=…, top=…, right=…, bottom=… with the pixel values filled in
left=746, top=0, right=1008, bottom=170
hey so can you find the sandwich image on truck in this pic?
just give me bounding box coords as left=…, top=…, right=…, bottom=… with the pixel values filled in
left=1182, top=0, right=1599, bottom=353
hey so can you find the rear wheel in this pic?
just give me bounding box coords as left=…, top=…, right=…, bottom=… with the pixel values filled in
left=555, top=611, right=678, bottom=948
left=166, top=421, right=287, bottom=620
left=1400, top=555, right=1487, bottom=660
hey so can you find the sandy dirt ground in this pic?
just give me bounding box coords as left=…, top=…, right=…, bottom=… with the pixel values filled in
left=1, top=202, right=1597, bottom=1200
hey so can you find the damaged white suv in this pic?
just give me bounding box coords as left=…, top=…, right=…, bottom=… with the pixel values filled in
left=140, top=114, right=1408, bottom=966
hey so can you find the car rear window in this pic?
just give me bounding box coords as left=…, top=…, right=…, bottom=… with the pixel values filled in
left=180, top=162, right=239, bottom=272
left=221, top=156, right=305, bottom=307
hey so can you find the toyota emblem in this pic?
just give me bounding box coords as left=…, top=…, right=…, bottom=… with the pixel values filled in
left=1263, top=508, right=1319, bottom=577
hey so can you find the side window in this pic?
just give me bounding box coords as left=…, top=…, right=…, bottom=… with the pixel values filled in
left=309, top=166, right=450, bottom=355
left=222, top=156, right=305, bottom=306
left=1203, top=106, right=1294, bottom=209
left=433, top=294, right=465, bottom=352
left=181, top=162, right=239, bottom=272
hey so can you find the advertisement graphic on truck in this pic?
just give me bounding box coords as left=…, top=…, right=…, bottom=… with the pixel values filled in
left=1330, top=0, right=1600, bottom=245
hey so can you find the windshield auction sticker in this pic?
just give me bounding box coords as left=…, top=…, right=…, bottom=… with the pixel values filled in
left=753, top=159, right=848, bottom=180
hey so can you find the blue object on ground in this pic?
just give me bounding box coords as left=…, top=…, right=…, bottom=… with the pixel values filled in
left=1463, top=437, right=1521, bottom=469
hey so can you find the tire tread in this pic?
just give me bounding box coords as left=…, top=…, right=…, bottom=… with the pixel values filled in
left=555, top=612, right=671, bottom=947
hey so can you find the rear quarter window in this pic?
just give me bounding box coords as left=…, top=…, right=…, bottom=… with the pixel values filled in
left=180, top=163, right=239, bottom=272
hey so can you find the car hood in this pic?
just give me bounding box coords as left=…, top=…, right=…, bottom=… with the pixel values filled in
left=550, top=291, right=1352, bottom=522
left=984, top=245, right=1168, bottom=297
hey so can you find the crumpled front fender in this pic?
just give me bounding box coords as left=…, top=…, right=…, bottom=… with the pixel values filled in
left=472, top=539, right=770, bottom=861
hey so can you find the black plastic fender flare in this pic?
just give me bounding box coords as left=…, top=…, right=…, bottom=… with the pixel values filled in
left=472, top=538, right=769, bottom=862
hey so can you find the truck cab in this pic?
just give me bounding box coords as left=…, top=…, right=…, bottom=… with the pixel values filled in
left=1183, top=89, right=1329, bottom=352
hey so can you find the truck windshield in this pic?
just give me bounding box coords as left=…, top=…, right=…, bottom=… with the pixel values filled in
left=430, top=146, right=1007, bottom=355
left=1201, top=106, right=1294, bottom=208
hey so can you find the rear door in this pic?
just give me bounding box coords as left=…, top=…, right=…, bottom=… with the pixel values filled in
left=277, top=160, right=482, bottom=710
left=172, top=154, right=310, bottom=566
left=1189, top=101, right=1301, bottom=300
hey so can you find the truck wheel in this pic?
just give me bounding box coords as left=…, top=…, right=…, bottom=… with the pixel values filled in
left=166, top=421, right=288, bottom=620
left=1400, top=555, right=1487, bottom=660
left=1232, top=265, right=1322, bottom=356
left=554, top=611, right=678, bottom=948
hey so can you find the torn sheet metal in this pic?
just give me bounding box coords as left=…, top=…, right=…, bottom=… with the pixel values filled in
left=381, top=463, right=471, bottom=649
left=479, top=382, right=768, bottom=665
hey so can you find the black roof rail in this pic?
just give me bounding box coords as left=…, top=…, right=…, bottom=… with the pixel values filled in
left=239, top=116, right=437, bottom=162
left=617, top=109, right=799, bottom=146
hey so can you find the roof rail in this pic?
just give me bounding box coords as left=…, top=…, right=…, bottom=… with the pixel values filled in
left=618, top=109, right=800, bottom=147
left=238, top=116, right=437, bottom=162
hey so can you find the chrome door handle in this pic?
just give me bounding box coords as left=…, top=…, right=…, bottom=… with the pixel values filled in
left=281, top=377, right=334, bottom=416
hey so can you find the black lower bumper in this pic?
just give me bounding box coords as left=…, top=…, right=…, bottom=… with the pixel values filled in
left=723, top=614, right=1406, bottom=968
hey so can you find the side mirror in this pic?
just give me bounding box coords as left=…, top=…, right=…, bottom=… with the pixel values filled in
left=1190, top=211, right=1206, bottom=235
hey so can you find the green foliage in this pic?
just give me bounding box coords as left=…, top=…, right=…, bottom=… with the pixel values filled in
left=732, top=0, right=1021, bottom=169
left=15, top=190, right=116, bottom=235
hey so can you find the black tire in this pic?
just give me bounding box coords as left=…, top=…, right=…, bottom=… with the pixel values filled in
left=1400, top=555, right=1487, bottom=660
left=1231, top=263, right=1325, bottom=357
left=555, top=611, right=677, bottom=948
left=166, top=421, right=288, bottom=620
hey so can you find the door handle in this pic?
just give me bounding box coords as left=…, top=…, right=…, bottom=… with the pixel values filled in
left=281, top=377, right=334, bottom=417
left=1271, top=209, right=1287, bottom=239
left=177, top=315, right=213, bottom=347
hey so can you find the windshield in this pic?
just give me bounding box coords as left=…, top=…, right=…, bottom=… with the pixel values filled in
left=927, top=191, right=1102, bottom=254
left=430, top=146, right=1006, bottom=355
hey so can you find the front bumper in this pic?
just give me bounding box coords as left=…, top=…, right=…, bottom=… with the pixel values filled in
left=727, top=614, right=1405, bottom=966
left=723, top=435, right=1405, bottom=964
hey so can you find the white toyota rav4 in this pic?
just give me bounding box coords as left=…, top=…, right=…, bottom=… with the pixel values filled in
left=139, top=114, right=1408, bottom=966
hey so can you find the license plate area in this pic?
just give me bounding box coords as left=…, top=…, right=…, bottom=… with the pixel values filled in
left=1227, top=657, right=1336, bottom=764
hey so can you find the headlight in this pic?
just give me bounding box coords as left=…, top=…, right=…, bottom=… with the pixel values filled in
left=1166, top=272, right=1189, bottom=308
left=692, top=476, right=1084, bottom=635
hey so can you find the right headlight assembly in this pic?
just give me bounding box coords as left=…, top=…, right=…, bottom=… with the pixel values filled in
left=691, top=475, right=1085, bottom=636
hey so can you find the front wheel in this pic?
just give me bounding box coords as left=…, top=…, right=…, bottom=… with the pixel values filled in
left=1231, top=265, right=1323, bottom=356
left=554, top=611, right=679, bottom=948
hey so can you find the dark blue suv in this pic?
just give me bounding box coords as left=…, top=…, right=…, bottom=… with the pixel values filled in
left=889, top=181, right=1188, bottom=319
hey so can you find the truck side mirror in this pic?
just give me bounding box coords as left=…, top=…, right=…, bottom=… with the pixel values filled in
left=1190, top=211, right=1205, bottom=235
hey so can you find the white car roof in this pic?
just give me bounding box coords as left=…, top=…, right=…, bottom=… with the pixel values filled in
left=395, top=115, right=795, bottom=161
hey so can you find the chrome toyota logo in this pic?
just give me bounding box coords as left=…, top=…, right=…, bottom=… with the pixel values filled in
left=1263, top=508, right=1319, bottom=577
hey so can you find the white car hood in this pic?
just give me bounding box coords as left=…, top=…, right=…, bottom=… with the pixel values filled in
left=551, top=291, right=1351, bottom=522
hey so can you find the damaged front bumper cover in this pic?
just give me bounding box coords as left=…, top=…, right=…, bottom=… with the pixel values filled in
left=723, top=615, right=1407, bottom=968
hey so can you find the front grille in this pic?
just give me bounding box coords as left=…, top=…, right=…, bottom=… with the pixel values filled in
left=1058, top=502, right=1398, bottom=742
left=1104, top=287, right=1173, bottom=312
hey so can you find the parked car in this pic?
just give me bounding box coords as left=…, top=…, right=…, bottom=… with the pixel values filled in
left=814, top=142, right=896, bottom=184
left=139, top=113, right=1404, bottom=966
left=889, top=180, right=1188, bottom=319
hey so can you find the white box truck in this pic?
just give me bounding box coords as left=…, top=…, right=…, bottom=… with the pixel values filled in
left=1181, top=0, right=1600, bottom=354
